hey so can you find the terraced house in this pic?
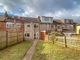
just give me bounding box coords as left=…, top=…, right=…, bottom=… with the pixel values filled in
left=24, top=16, right=53, bottom=40
left=24, top=16, right=77, bottom=40
left=24, top=17, right=40, bottom=40
left=0, top=12, right=24, bottom=49
left=38, top=16, right=53, bottom=40
left=53, top=19, right=76, bottom=33
left=0, top=12, right=77, bottom=41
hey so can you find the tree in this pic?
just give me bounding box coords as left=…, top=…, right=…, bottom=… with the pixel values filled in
left=50, top=32, right=62, bottom=44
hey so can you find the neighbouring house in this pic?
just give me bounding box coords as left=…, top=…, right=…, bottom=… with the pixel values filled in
left=0, top=11, right=8, bottom=31
left=76, top=24, right=80, bottom=34
left=24, top=16, right=54, bottom=40
left=0, top=11, right=24, bottom=49
left=0, top=11, right=78, bottom=41
left=0, top=11, right=24, bottom=42
left=0, top=16, right=6, bottom=31
left=5, top=16, right=24, bottom=32
left=53, top=19, right=76, bottom=32
left=0, top=11, right=24, bottom=32
left=24, top=16, right=77, bottom=40
left=38, top=16, right=53, bottom=40
left=38, top=16, right=53, bottom=32
left=24, top=17, right=40, bottom=40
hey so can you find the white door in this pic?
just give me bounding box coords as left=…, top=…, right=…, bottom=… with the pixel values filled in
left=34, top=32, right=39, bottom=39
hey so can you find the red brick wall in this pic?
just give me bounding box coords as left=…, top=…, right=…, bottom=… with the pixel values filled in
left=0, top=22, right=6, bottom=31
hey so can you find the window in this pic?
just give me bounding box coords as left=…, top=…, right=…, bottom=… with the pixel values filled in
left=25, top=33, right=30, bottom=37
left=27, top=25, right=30, bottom=27
left=57, top=26, right=61, bottom=29
left=62, top=25, right=65, bottom=28
left=6, top=22, right=14, bottom=29
left=25, top=34, right=27, bottom=36
left=51, top=25, right=53, bottom=27
left=34, top=24, right=38, bottom=28
left=16, top=23, right=21, bottom=28
left=34, top=33, right=36, bottom=36
left=27, top=33, right=30, bottom=37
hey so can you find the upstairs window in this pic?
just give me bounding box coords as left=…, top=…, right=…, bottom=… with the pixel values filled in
left=34, top=24, right=38, bottom=28
left=6, top=22, right=14, bottom=29
left=27, top=25, right=30, bottom=27
left=16, top=23, right=21, bottom=28
left=51, top=25, right=53, bottom=28
left=57, top=26, right=61, bottom=29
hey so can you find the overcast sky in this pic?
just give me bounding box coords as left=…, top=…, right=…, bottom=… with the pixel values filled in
left=0, top=0, right=80, bottom=22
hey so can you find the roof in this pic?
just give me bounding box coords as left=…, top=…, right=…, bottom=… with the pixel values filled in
left=5, top=16, right=24, bottom=23
left=53, top=19, right=64, bottom=24
left=53, top=19, right=76, bottom=24
left=55, top=20, right=64, bottom=24
left=0, top=16, right=5, bottom=22
left=38, top=16, right=53, bottom=23
left=53, top=20, right=58, bottom=24
left=24, top=17, right=40, bottom=23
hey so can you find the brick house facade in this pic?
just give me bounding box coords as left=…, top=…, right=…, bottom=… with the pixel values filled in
left=0, top=12, right=77, bottom=40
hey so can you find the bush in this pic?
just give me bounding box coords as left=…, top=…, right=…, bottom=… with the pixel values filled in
left=49, top=32, right=63, bottom=44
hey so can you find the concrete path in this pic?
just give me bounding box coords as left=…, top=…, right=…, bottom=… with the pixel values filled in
left=23, top=40, right=38, bottom=60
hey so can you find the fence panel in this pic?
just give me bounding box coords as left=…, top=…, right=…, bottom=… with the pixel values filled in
left=18, top=32, right=23, bottom=42
left=8, top=32, right=17, bottom=46
left=0, top=30, right=6, bottom=49
left=56, top=36, right=80, bottom=48
left=0, top=29, right=24, bottom=50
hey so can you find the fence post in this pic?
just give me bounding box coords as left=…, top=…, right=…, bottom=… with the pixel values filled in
left=64, top=36, right=67, bottom=48
left=6, top=31, right=8, bottom=47
left=23, top=23, right=24, bottom=41
left=23, top=31, right=24, bottom=41
left=17, top=31, right=18, bottom=43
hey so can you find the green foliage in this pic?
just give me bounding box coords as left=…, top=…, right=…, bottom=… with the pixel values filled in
left=50, top=32, right=63, bottom=36
left=49, top=32, right=63, bottom=44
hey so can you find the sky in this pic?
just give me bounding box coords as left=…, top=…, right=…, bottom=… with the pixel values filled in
left=0, top=0, right=80, bottom=22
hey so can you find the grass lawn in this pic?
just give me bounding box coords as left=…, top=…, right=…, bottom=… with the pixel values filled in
left=32, top=41, right=80, bottom=60
left=0, top=40, right=32, bottom=60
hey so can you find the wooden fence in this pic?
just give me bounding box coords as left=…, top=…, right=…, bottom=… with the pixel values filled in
left=56, top=36, right=80, bottom=48
left=0, top=30, right=24, bottom=50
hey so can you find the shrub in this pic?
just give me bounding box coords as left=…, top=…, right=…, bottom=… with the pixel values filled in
left=49, top=32, right=63, bottom=44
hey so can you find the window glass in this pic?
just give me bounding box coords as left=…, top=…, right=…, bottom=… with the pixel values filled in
left=6, top=22, right=14, bottom=29
left=27, top=25, right=30, bottom=27
left=27, top=33, right=30, bottom=37
left=34, top=24, right=38, bottom=28
left=25, top=34, right=26, bottom=36
left=16, top=23, right=21, bottom=28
